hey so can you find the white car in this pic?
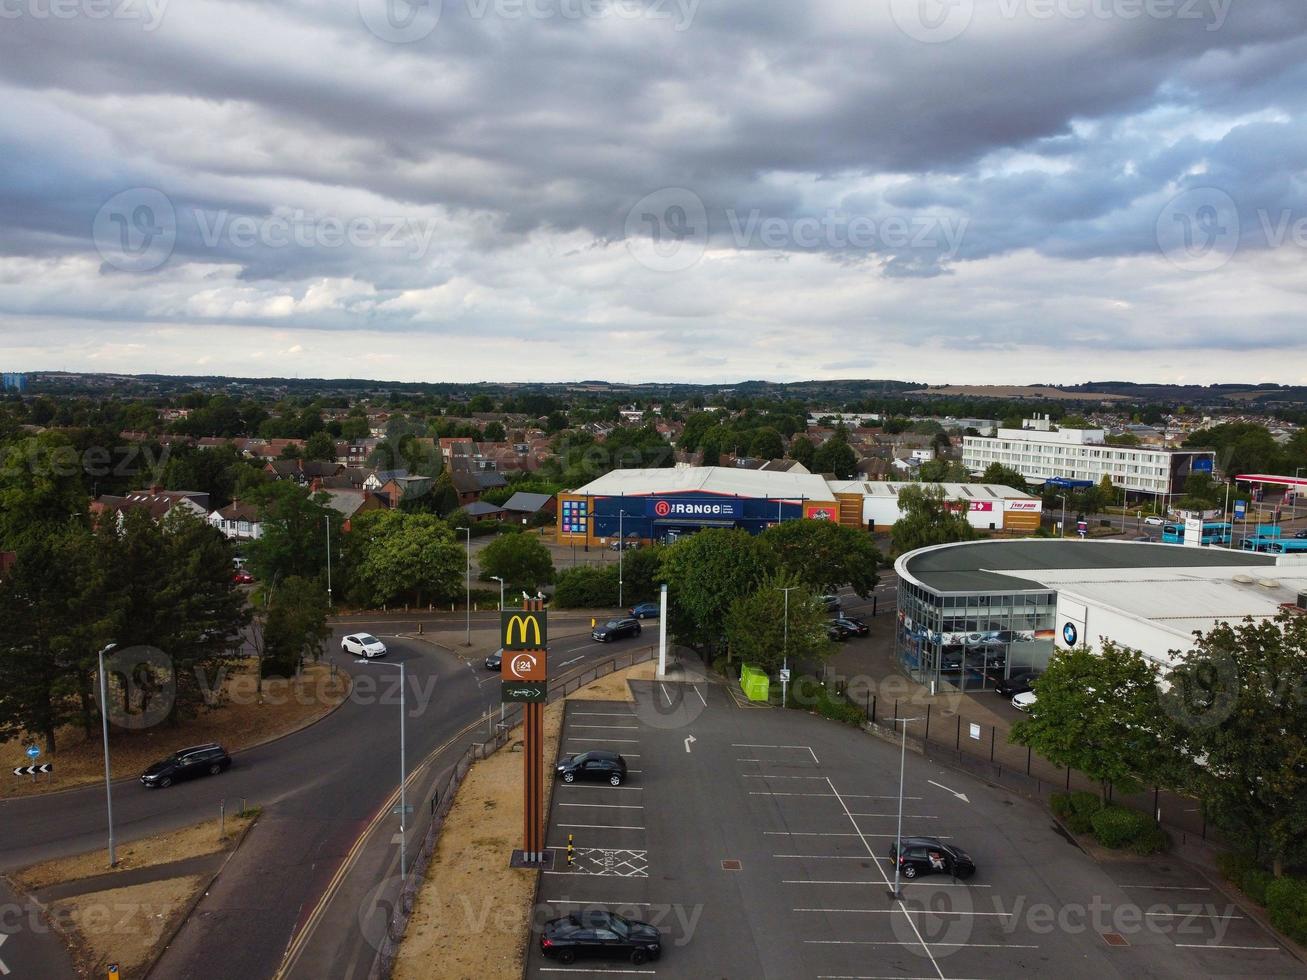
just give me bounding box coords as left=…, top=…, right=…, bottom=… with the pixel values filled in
left=342, top=633, right=387, bottom=658
left=1143, top=516, right=1165, bottom=526
left=1012, top=690, right=1037, bottom=712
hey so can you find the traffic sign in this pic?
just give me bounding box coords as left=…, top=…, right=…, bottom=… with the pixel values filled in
left=501, top=681, right=548, bottom=703
left=13, top=764, right=52, bottom=777
left=779, top=668, right=791, bottom=683
left=26, top=745, right=39, bottom=760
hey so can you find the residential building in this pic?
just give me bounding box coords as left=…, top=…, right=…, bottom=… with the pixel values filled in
left=208, top=500, right=263, bottom=540
left=92, top=487, right=210, bottom=523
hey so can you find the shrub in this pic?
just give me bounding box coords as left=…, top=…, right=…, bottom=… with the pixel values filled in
left=1050, top=792, right=1075, bottom=821
left=1266, top=877, right=1307, bottom=945
left=1061, top=791, right=1103, bottom=833
left=1090, top=805, right=1153, bottom=849
left=552, top=566, right=618, bottom=608
left=785, top=675, right=865, bottom=726
left=1128, top=825, right=1170, bottom=855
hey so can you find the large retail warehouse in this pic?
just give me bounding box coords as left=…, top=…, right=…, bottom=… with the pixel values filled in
left=895, top=539, right=1307, bottom=691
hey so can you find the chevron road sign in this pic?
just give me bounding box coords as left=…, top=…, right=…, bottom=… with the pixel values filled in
left=13, top=764, right=52, bottom=777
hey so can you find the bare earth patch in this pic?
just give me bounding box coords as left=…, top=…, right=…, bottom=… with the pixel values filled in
left=0, top=662, right=348, bottom=799
left=394, top=660, right=647, bottom=980
left=51, top=874, right=205, bottom=978
left=14, top=812, right=256, bottom=891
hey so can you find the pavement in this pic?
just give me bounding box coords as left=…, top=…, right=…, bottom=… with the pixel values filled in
left=527, top=672, right=1305, bottom=980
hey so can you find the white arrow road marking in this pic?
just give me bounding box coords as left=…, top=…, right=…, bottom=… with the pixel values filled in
left=928, top=779, right=970, bottom=804
left=684, top=735, right=696, bottom=753
left=0, top=931, right=10, bottom=975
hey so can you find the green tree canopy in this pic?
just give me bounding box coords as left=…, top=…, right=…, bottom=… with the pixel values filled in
left=347, top=510, right=464, bottom=608
left=812, top=432, right=858, bottom=478
left=260, top=575, right=331, bottom=678
left=981, top=462, right=1029, bottom=494
left=303, top=431, right=337, bottom=461
left=788, top=435, right=815, bottom=468
left=479, top=531, right=556, bottom=592
left=748, top=427, right=785, bottom=461
left=659, top=529, right=771, bottom=655
left=724, top=573, right=830, bottom=674
left=245, top=481, right=341, bottom=584
left=890, top=483, right=977, bottom=555
left=761, top=520, right=879, bottom=596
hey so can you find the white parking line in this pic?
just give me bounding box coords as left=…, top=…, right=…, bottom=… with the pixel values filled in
left=567, top=738, right=640, bottom=743
left=736, top=758, right=815, bottom=764
left=1145, top=911, right=1246, bottom=920
left=806, top=940, right=1038, bottom=950
left=850, top=813, right=938, bottom=819
left=694, top=686, right=708, bottom=707
left=1175, top=943, right=1281, bottom=951
left=794, top=908, right=1012, bottom=917
left=749, top=792, right=920, bottom=800
left=559, top=823, right=646, bottom=831
left=570, top=724, right=641, bottom=730
left=660, top=683, right=673, bottom=705
left=774, top=854, right=893, bottom=861
left=742, top=775, right=829, bottom=780
left=783, top=880, right=991, bottom=888
left=560, top=785, right=643, bottom=790
left=572, top=712, right=637, bottom=717
left=559, top=803, right=644, bottom=810
left=732, top=743, right=820, bottom=764
left=765, top=832, right=952, bottom=839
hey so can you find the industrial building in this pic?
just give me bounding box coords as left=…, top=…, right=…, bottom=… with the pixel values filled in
left=894, top=538, right=1303, bottom=692
left=962, top=415, right=1216, bottom=497
left=826, top=480, right=1041, bottom=533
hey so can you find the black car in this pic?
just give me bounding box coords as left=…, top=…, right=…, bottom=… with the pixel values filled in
left=592, top=617, right=641, bottom=642
left=889, top=836, right=976, bottom=880
left=628, top=602, right=660, bottom=620
left=826, top=620, right=853, bottom=641
left=556, top=750, right=628, bottom=786
left=993, top=669, right=1041, bottom=698
left=1296, top=529, right=1307, bottom=539
left=830, top=616, right=868, bottom=637
left=485, top=649, right=502, bottom=671
left=540, top=910, right=661, bottom=965
left=141, top=743, right=231, bottom=789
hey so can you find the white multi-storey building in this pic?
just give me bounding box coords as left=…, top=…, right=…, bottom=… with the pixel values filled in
left=962, top=416, right=1216, bottom=496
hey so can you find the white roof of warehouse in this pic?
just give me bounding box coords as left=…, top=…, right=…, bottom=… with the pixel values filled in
left=826, top=480, right=1037, bottom=501
left=572, top=466, right=837, bottom=501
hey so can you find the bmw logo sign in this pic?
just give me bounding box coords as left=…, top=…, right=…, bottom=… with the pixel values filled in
left=1062, top=623, right=1078, bottom=647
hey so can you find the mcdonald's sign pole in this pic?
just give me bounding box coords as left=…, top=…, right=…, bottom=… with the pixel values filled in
left=502, top=600, right=548, bottom=866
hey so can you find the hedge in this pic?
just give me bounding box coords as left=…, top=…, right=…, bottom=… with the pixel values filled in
left=1219, top=854, right=1307, bottom=945
left=1050, top=795, right=1167, bottom=854
left=1051, top=791, right=1103, bottom=834
left=1091, top=806, right=1152, bottom=849
left=786, top=676, right=865, bottom=726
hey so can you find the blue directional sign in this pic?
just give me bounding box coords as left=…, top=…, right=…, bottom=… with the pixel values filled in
left=1234, top=500, right=1247, bottom=520
left=26, top=745, right=40, bottom=760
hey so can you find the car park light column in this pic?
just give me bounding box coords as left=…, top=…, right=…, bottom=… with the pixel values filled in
left=97, top=642, right=118, bottom=868
left=778, top=585, right=799, bottom=708
left=491, top=575, right=505, bottom=611
left=456, top=526, right=471, bottom=646
left=365, top=659, right=407, bottom=879
left=891, top=716, right=923, bottom=900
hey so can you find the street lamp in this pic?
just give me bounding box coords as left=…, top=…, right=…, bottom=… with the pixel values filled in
left=490, top=575, right=505, bottom=611
left=455, top=527, right=471, bottom=646
left=97, top=642, right=118, bottom=867
left=1056, top=494, right=1067, bottom=538
left=325, top=515, right=333, bottom=608
left=778, top=585, right=800, bottom=708
left=889, top=716, right=924, bottom=900
left=363, top=659, right=408, bottom=879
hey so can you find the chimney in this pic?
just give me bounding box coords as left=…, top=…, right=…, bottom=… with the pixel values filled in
left=149, top=485, right=164, bottom=495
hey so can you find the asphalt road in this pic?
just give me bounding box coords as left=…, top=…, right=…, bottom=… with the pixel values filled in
left=0, top=615, right=650, bottom=980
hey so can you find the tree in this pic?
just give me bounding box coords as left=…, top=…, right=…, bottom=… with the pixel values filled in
left=761, top=520, right=879, bottom=596
left=552, top=565, right=618, bottom=608
left=0, top=433, right=90, bottom=549
left=812, top=432, right=858, bottom=478
left=748, top=427, right=785, bottom=461
left=1011, top=642, right=1172, bottom=801
left=1163, top=613, right=1307, bottom=876
left=348, top=511, right=464, bottom=608
left=789, top=435, right=815, bottom=468
left=260, top=576, right=330, bottom=678
left=483, top=421, right=506, bottom=442
left=479, top=531, right=555, bottom=592
left=659, top=529, right=772, bottom=655
left=245, top=481, right=340, bottom=584
left=304, top=431, right=337, bottom=461
left=724, top=573, right=829, bottom=673
left=917, top=458, right=968, bottom=482
left=891, top=484, right=977, bottom=555
left=981, top=462, right=1029, bottom=494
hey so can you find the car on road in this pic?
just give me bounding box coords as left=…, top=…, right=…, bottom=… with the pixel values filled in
left=592, top=617, right=641, bottom=642
left=556, top=750, right=628, bottom=786
left=141, top=743, right=231, bottom=789
left=232, top=570, right=253, bottom=584
left=993, top=669, right=1041, bottom=698
left=485, top=649, right=502, bottom=671
left=830, top=616, right=868, bottom=637
left=1012, top=690, right=1038, bottom=712
left=820, top=594, right=842, bottom=612
left=1296, top=529, right=1307, bottom=539
left=1143, top=515, right=1165, bottom=525
left=341, top=633, right=388, bottom=658
left=540, top=910, right=661, bottom=966
left=889, top=836, right=976, bottom=880
left=628, top=602, right=660, bottom=620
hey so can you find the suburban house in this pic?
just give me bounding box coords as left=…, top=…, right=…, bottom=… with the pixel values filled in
left=320, top=488, right=387, bottom=529
left=208, top=500, right=263, bottom=540
left=92, top=487, right=210, bottom=524
left=462, top=500, right=506, bottom=523
left=500, top=491, right=556, bottom=524
left=379, top=475, right=435, bottom=509
left=365, top=469, right=408, bottom=491
left=264, top=459, right=345, bottom=484
left=450, top=470, right=507, bottom=507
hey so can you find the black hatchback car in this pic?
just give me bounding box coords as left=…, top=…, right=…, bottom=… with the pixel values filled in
left=557, top=750, right=628, bottom=786
left=592, top=617, right=641, bottom=642
left=830, top=616, right=868, bottom=637
left=889, top=836, right=976, bottom=880
left=540, top=910, right=661, bottom=965
left=993, top=669, right=1041, bottom=698
left=141, top=743, right=231, bottom=789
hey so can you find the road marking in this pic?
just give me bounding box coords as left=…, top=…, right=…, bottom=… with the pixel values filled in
left=732, top=743, right=820, bottom=764
left=566, top=738, right=640, bottom=743
left=1145, top=911, right=1246, bottom=920
left=0, top=933, right=8, bottom=977
left=794, top=908, right=1011, bottom=917
left=660, top=683, right=673, bottom=705
left=850, top=813, right=938, bottom=819
left=559, top=823, right=646, bottom=831
left=694, top=686, right=708, bottom=707
left=824, top=775, right=945, bottom=980
left=557, top=656, right=585, bottom=668
left=750, top=792, right=919, bottom=800
left=570, top=724, right=641, bottom=730
left=927, top=779, right=970, bottom=804
left=564, top=750, right=641, bottom=759
left=765, top=831, right=951, bottom=839
left=559, top=803, right=644, bottom=810
left=1120, top=885, right=1212, bottom=891
left=783, top=880, right=990, bottom=888
left=806, top=940, right=1038, bottom=949
left=774, top=854, right=893, bottom=861
left=1174, top=944, right=1281, bottom=951
left=560, top=785, right=643, bottom=790
left=684, top=735, right=696, bottom=753
left=742, top=774, right=829, bottom=780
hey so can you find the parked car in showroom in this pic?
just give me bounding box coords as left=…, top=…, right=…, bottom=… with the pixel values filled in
left=993, top=669, right=1041, bottom=698
left=540, top=910, right=661, bottom=966
left=592, top=617, right=641, bottom=642
left=628, top=602, right=660, bottom=620
left=1012, top=690, right=1038, bottom=712
left=341, top=633, right=388, bottom=658
left=889, top=836, right=976, bottom=880
left=141, top=743, right=231, bottom=789
left=556, top=750, right=628, bottom=786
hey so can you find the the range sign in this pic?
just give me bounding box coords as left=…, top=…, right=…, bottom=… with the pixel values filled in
left=647, top=498, right=742, bottom=520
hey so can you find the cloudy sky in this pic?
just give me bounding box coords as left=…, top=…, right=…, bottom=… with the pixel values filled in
left=3, top=0, right=1307, bottom=384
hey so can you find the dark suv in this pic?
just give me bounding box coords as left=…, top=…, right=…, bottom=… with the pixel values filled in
left=889, top=836, right=976, bottom=880
left=557, top=750, right=628, bottom=786
left=140, top=743, right=231, bottom=789
left=592, top=617, right=641, bottom=642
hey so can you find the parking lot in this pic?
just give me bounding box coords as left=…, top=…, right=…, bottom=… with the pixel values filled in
left=528, top=673, right=1305, bottom=979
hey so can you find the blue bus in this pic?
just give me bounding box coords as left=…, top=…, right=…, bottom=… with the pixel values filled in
left=1162, top=521, right=1233, bottom=546
left=1241, top=534, right=1300, bottom=553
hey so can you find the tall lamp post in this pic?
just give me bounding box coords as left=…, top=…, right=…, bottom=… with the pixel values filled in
left=97, top=642, right=119, bottom=867
left=364, top=659, right=407, bottom=878
left=491, top=575, right=505, bottom=611
left=1056, top=493, right=1067, bottom=538
left=325, top=515, right=333, bottom=608
left=778, top=585, right=800, bottom=708
left=455, top=527, right=471, bottom=646
left=889, top=715, right=924, bottom=900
